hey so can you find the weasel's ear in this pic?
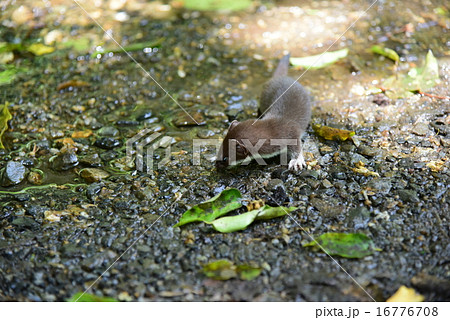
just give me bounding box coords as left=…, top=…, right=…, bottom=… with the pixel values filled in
left=229, top=120, right=239, bottom=130
left=236, top=140, right=249, bottom=156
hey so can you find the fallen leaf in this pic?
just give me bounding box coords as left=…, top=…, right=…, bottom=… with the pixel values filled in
left=0, top=67, right=20, bottom=86
left=59, top=37, right=91, bottom=52
left=371, top=45, right=400, bottom=62
left=55, top=137, right=76, bottom=148
left=26, top=43, right=55, bottom=56
left=312, top=123, right=355, bottom=141
left=0, top=102, right=12, bottom=148
left=203, top=259, right=237, bottom=280
left=236, top=265, right=262, bottom=281
left=426, top=160, right=445, bottom=172
left=67, top=292, right=118, bottom=302
left=387, top=286, right=425, bottom=302
left=290, top=48, right=348, bottom=69
left=352, top=161, right=380, bottom=177
left=0, top=42, right=22, bottom=54
left=210, top=205, right=296, bottom=233
left=303, top=233, right=377, bottom=258
left=210, top=210, right=259, bottom=233
left=44, top=205, right=92, bottom=222
left=183, top=0, right=252, bottom=11
left=44, top=210, right=69, bottom=222
left=57, top=80, right=90, bottom=91
left=203, top=259, right=262, bottom=281
left=174, top=188, right=242, bottom=227
left=72, top=129, right=93, bottom=138
left=382, top=50, right=440, bottom=99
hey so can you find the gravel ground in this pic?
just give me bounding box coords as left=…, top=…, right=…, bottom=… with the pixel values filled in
left=0, top=0, right=449, bottom=301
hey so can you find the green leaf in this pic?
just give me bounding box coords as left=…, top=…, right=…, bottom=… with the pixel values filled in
left=237, top=265, right=262, bottom=281
left=91, top=38, right=164, bottom=57
left=0, top=42, right=54, bottom=56
left=290, top=48, right=349, bottom=69
left=0, top=102, right=12, bottom=149
left=183, top=0, right=252, bottom=11
left=67, top=292, right=118, bottom=302
left=371, top=45, right=399, bottom=62
left=174, top=188, right=242, bottom=227
left=210, top=205, right=296, bottom=233
left=203, top=259, right=237, bottom=280
left=0, top=68, right=19, bottom=86
left=0, top=42, right=22, bottom=54
left=255, top=205, right=297, bottom=220
left=304, top=233, right=376, bottom=258
left=59, top=38, right=92, bottom=52
left=382, top=50, right=440, bottom=99
left=203, top=260, right=262, bottom=281
left=211, top=210, right=259, bottom=233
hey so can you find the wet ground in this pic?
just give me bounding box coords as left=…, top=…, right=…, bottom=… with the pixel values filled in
left=0, top=0, right=449, bottom=301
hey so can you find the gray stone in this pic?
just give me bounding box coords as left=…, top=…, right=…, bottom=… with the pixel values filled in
left=51, top=151, right=78, bottom=171
left=1, top=161, right=27, bottom=186
left=98, top=126, right=119, bottom=137
left=11, top=217, right=39, bottom=229
left=398, top=189, right=420, bottom=203
left=367, top=178, right=392, bottom=195
left=412, top=122, right=429, bottom=136
left=350, top=153, right=369, bottom=165
left=358, top=145, right=382, bottom=157
left=347, top=206, right=371, bottom=229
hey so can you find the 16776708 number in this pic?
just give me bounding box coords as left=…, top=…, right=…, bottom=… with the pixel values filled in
left=377, top=307, right=438, bottom=317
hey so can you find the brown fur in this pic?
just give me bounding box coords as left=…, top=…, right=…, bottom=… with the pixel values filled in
left=216, top=54, right=311, bottom=169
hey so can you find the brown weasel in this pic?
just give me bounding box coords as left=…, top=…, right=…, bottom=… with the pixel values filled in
left=216, top=54, right=311, bottom=170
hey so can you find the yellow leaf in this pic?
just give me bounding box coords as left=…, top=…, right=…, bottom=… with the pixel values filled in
left=426, top=160, right=445, bottom=172
left=312, top=123, right=355, bottom=141
left=0, top=102, right=12, bottom=149
left=387, top=286, right=425, bottom=302
left=72, top=129, right=93, bottom=138
left=351, top=161, right=380, bottom=177
left=26, top=43, right=55, bottom=56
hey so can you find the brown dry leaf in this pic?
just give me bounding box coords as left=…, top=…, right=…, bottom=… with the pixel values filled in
left=352, top=161, right=380, bottom=177
left=44, top=210, right=69, bottom=222
left=72, top=129, right=93, bottom=138
left=44, top=204, right=93, bottom=222
left=55, top=137, right=78, bottom=153
left=57, top=80, right=90, bottom=91
left=387, top=285, right=425, bottom=302
left=312, top=123, right=355, bottom=141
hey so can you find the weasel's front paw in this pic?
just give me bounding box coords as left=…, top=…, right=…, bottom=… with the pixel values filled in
left=288, top=154, right=306, bottom=171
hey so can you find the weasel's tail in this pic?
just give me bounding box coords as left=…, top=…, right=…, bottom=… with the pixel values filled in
left=272, top=54, right=290, bottom=78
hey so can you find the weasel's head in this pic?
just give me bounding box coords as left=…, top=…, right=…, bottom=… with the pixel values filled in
left=216, top=120, right=250, bottom=169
